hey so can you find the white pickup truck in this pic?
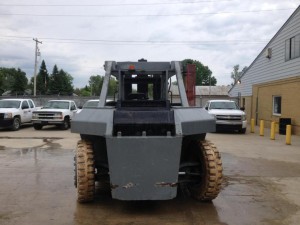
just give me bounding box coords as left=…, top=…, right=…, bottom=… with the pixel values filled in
left=204, top=100, right=247, bottom=133
left=0, top=98, right=38, bottom=131
left=32, top=100, right=78, bottom=130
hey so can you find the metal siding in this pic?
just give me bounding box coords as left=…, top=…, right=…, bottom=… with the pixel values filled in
left=230, top=8, right=300, bottom=97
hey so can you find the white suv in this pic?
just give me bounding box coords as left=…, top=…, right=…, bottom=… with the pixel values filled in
left=204, top=100, right=247, bottom=133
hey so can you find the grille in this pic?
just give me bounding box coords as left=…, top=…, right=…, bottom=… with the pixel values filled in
left=35, top=112, right=59, bottom=120
left=216, top=115, right=241, bottom=121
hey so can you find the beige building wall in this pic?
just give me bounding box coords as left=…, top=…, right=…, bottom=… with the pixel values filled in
left=250, top=76, right=300, bottom=135
left=240, top=96, right=252, bottom=123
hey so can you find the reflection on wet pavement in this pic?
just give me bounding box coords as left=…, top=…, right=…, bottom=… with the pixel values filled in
left=0, top=146, right=299, bottom=224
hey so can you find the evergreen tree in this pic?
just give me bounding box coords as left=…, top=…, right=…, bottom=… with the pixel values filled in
left=48, top=65, right=74, bottom=95
left=36, top=60, right=49, bottom=95
left=59, top=69, right=73, bottom=94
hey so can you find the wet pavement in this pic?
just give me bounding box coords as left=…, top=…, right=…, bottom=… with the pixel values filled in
left=0, top=126, right=300, bottom=225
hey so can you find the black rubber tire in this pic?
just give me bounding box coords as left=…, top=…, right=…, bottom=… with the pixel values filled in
left=76, top=140, right=95, bottom=203
left=60, top=118, right=70, bottom=130
left=188, top=140, right=223, bottom=201
left=240, top=128, right=247, bottom=134
left=11, top=117, right=21, bottom=131
left=33, top=124, right=43, bottom=130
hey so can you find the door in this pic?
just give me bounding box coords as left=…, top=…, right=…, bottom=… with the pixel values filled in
left=21, top=100, right=32, bottom=123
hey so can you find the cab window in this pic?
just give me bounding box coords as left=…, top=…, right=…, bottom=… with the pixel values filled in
left=28, top=100, right=34, bottom=108
left=71, top=102, right=76, bottom=110
left=21, top=101, right=29, bottom=109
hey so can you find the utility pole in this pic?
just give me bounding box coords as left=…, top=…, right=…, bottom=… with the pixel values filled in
left=33, top=38, right=42, bottom=96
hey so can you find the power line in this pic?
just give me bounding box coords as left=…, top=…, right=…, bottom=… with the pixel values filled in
left=0, top=8, right=296, bottom=17
left=0, top=1, right=234, bottom=7
left=1, top=1, right=236, bottom=7
left=0, top=35, right=268, bottom=45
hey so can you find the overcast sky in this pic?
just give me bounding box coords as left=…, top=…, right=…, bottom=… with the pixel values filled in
left=0, top=0, right=299, bottom=88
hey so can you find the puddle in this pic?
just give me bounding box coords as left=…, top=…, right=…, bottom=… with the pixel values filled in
left=0, top=137, right=63, bottom=151
left=0, top=137, right=62, bottom=140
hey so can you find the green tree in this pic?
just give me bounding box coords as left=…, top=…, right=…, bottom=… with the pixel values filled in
left=88, top=75, right=118, bottom=97
left=0, top=67, right=28, bottom=94
left=48, top=65, right=74, bottom=95
left=108, top=77, right=118, bottom=96
left=0, top=68, right=6, bottom=94
left=182, top=59, right=217, bottom=86
left=48, top=65, right=60, bottom=94
left=231, top=65, right=247, bottom=85
left=80, top=85, right=91, bottom=96
left=59, top=69, right=74, bottom=94
left=0, top=68, right=15, bottom=92
left=89, top=75, right=103, bottom=96
left=36, top=60, right=49, bottom=95
left=11, top=68, right=28, bottom=93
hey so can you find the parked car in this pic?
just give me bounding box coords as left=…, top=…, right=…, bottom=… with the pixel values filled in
left=76, top=99, right=99, bottom=114
left=32, top=100, right=78, bottom=130
left=204, top=100, right=247, bottom=133
left=0, top=99, right=38, bottom=131
left=76, top=99, right=114, bottom=114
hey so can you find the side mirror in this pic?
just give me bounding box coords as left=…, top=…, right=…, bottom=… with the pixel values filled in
left=205, top=107, right=208, bottom=110
left=22, top=105, right=29, bottom=109
left=240, top=107, right=245, bottom=111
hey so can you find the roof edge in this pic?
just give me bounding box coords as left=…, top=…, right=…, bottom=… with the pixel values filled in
left=229, top=5, right=300, bottom=94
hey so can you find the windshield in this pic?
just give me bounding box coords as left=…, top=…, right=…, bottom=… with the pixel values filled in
left=0, top=100, right=21, bottom=109
left=209, top=101, right=238, bottom=110
left=83, top=101, right=99, bottom=108
left=43, top=101, right=70, bottom=109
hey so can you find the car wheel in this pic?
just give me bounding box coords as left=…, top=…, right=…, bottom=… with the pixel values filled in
left=240, top=128, right=246, bottom=134
left=11, top=117, right=21, bottom=131
left=60, top=118, right=70, bottom=130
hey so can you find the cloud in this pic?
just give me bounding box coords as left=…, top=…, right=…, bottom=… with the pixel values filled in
left=0, top=0, right=299, bottom=88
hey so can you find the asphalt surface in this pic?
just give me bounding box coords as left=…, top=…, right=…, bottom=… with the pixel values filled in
left=0, top=125, right=300, bottom=225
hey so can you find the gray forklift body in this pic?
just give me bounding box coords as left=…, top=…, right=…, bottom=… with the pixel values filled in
left=71, top=60, right=215, bottom=200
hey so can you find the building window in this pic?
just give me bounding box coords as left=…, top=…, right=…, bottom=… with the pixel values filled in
left=285, top=34, right=300, bottom=61
left=273, top=96, right=282, bottom=115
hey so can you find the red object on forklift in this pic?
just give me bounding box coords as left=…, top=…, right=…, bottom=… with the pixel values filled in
left=185, top=64, right=196, bottom=106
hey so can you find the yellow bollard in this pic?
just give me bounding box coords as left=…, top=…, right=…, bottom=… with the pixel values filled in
left=251, top=118, right=255, bottom=133
left=270, top=121, right=275, bottom=140
left=275, top=122, right=279, bottom=133
left=259, top=120, right=264, bottom=136
left=286, top=125, right=292, bottom=145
